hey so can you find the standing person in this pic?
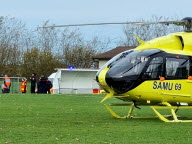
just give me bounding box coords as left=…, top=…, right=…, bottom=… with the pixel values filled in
left=46, top=79, right=53, bottom=94
left=2, top=74, right=11, bottom=93
left=30, top=73, right=36, bottom=93
left=20, top=78, right=27, bottom=93
left=38, top=75, right=47, bottom=93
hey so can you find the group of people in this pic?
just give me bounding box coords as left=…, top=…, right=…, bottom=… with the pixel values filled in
left=30, top=73, right=53, bottom=94
left=1, top=73, right=53, bottom=94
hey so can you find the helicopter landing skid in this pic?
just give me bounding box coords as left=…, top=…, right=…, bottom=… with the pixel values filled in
left=104, top=104, right=160, bottom=119
left=151, top=105, right=192, bottom=122
left=104, top=102, right=192, bottom=122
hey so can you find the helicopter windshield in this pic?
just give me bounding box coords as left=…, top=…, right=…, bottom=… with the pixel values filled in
left=96, top=49, right=133, bottom=77
left=105, top=49, right=161, bottom=94
left=108, top=50, right=149, bottom=76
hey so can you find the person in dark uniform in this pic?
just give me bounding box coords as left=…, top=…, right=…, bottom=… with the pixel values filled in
left=30, top=73, right=36, bottom=93
left=38, top=75, right=47, bottom=93
left=46, top=79, right=53, bottom=94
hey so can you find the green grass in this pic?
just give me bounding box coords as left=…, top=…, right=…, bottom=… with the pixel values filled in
left=0, top=94, right=192, bottom=144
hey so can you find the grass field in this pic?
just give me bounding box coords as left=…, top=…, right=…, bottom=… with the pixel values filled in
left=0, top=94, right=192, bottom=144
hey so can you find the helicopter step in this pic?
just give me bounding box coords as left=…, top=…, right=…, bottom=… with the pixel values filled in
left=104, top=102, right=192, bottom=122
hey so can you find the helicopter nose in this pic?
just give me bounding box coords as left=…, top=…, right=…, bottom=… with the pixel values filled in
left=96, top=65, right=137, bottom=94
left=96, top=67, right=112, bottom=93
left=105, top=67, right=134, bottom=94
left=106, top=71, right=130, bottom=94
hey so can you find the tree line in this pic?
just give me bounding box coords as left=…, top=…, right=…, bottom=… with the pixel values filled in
left=121, top=16, right=182, bottom=46
left=0, top=16, right=182, bottom=78
left=0, top=17, right=108, bottom=78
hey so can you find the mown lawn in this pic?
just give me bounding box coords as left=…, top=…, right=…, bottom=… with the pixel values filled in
left=0, top=94, right=192, bottom=144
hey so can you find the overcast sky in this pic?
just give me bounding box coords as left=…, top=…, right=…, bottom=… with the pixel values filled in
left=1, top=0, right=192, bottom=48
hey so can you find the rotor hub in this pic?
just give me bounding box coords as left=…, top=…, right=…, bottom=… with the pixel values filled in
left=181, top=17, right=192, bottom=32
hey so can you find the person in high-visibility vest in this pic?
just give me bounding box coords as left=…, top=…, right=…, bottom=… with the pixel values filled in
left=50, top=88, right=53, bottom=94
left=20, top=78, right=27, bottom=93
left=2, top=74, right=11, bottom=93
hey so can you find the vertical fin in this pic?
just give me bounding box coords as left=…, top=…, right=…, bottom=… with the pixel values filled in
left=135, top=35, right=145, bottom=44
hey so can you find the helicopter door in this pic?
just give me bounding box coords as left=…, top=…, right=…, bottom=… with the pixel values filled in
left=143, top=57, right=163, bottom=80
left=162, top=57, right=192, bottom=102
left=141, top=56, right=164, bottom=101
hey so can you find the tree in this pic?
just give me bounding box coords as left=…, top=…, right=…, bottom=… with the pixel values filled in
left=58, top=29, right=107, bottom=68
left=121, top=16, right=183, bottom=46
left=21, top=48, right=40, bottom=77
left=21, top=47, right=66, bottom=78
left=0, top=16, right=28, bottom=76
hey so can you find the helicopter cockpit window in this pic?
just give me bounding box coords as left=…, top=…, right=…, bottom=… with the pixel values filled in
left=123, top=55, right=149, bottom=76
left=96, top=49, right=133, bottom=79
left=105, top=49, right=162, bottom=94
left=108, top=49, right=134, bottom=68
left=107, top=51, right=149, bottom=77
left=166, top=57, right=189, bottom=79
left=143, top=57, right=163, bottom=79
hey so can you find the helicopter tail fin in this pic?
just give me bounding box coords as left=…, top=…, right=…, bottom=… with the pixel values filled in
left=135, top=35, right=145, bottom=44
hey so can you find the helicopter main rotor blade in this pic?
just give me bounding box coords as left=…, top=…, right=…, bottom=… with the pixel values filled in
left=38, top=20, right=185, bottom=29
left=158, top=21, right=184, bottom=26
left=37, top=17, right=192, bottom=32
left=38, top=22, right=148, bottom=28
left=37, top=21, right=185, bottom=29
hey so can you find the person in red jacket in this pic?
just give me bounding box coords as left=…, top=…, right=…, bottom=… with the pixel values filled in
left=20, top=78, right=27, bottom=93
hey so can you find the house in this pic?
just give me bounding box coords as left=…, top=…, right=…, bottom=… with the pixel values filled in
left=93, top=46, right=136, bottom=68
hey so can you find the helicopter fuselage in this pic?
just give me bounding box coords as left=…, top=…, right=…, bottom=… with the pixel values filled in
left=96, top=32, right=192, bottom=106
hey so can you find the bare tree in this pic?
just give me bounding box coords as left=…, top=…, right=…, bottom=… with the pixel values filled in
left=58, top=29, right=107, bottom=68
left=0, top=16, right=29, bottom=76
left=36, top=21, right=60, bottom=52
left=121, top=16, right=183, bottom=46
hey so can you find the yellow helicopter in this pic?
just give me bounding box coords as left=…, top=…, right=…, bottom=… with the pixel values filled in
left=39, top=17, right=192, bottom=122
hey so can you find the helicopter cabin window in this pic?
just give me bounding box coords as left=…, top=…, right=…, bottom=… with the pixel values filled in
left=143, top=57, right=163, bottom=79
left=166, top=57, right=189, bottom=79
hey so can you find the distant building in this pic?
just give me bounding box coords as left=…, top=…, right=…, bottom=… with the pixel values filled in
left=49, top=69, right=100, bottom=94
left=93, top=46, right=136, bottom=68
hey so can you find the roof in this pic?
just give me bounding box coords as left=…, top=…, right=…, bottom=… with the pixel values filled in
left=55, top=68, right=99, bottom=72
left=48, top=72, right=56, bottom=78
left=93, top=46, right=136, bottom=60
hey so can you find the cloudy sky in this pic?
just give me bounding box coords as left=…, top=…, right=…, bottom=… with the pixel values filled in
left=1, top=0, right=192, bottom=48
